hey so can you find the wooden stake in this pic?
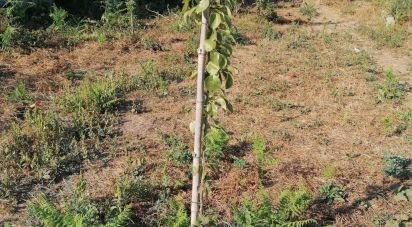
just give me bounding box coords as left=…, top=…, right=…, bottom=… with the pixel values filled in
left=190, top=10, right=208, bottom=226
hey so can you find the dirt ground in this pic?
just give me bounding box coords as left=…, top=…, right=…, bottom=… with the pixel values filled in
left=0, top=0, right=411, bottom=226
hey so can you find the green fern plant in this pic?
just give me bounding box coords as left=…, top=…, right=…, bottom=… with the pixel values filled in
left=49, top=5, right=68, bottom=31
left=234, top=187, right=316, bottom=227
left=27, top=175, right=132, bottom=227
left=204, top=126, right=229, bottom=172
left=162, top=196, right=190, bottom=227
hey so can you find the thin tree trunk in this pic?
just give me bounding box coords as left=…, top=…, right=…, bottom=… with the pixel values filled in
left=190, top=10, right=208, bottom=226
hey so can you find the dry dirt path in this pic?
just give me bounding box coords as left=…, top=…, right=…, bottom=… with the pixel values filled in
left=313, top=3, right=411, bottom=77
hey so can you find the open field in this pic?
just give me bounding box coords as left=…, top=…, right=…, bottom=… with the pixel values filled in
left=0, top=0, right=411, bottom=226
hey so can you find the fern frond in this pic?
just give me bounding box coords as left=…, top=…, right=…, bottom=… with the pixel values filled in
left=27, top=194, right=65, bottom=227
left=105, top=204, right=132, bottom=227
left=284, top=219, right=317, bottom=227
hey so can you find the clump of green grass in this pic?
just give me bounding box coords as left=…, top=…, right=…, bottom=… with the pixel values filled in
left=9, top=81, right=31, bottom=102
left=170, top=18, right=193, bottom=32
left=3, top=109, right=71, bottom=178
left=300, top=3, right=318, bottom=21
left=285, top=24, right=310, bottom=49
left=261, top=22, right=281, bottom=41
left=323, top=164, right=337, bottom=180
left=61, top=75, right=123, bottom=114
left=205, top=127, right=230, bottom=172
left=257, top=0, right=277, bottom=21
left=0, top=25, right=15, bottom=50
left=358, top=24, right=407, bottom=48
left=234, top=187, right=316, bottom=226
left=376, top=69, right=406, bottom=103
left=380, top=110, right=411, bottom=135
left=319, top=181, right=346, bottom=204
left=388, top=0, right=412, bottom=22
left=252, top=135, right=277, bottom=170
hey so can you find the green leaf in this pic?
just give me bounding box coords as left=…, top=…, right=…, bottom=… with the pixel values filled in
left=210, top=51, right=227, bottom=68
left=183, top=7, right=196, bottom=23
left=205, top=75, right=221, bottom=92
left=206, top=62, right=219, bottom=75
left=204, top=38, right=216, bottom=52
left=210, top=13, right=222, bottom=29
left=224, top=70, right=233, bottom=89
left=215, top=97, right=232, bottom=112
left=195, top=0, right=209, bottom=13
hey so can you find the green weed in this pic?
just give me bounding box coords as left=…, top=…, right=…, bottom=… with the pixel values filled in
left=252, top=135, right=277, bottom=170
left=9, top=81, right=31, bottom=102
left=160, top=196, right=190, bottom=227
left=234, top=187, right=316, bottom=226
left=389, top=0, right=412, bottom=22
left=61, top=75, right=123, bottom=114
left=323, top=164, right=337, bottom=180
left=0, top=25, right=15, bottom=49
left=205, top=127, right=230, bottom=172
left=383, top=154, right=410, bottom=179
left=319, top=181, right=346, bottom=204
left=358, top=24, right=407, bottom=48
left=376, top=69, right=406, bottom=103
left=300, top=3, right=318, bottom=21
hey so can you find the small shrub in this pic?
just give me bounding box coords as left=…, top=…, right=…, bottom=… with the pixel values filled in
left=300, top=3, right=317, bottom=21
left=383, top=154, right=410, bottom=178
left=0, top=25, right=15, bottom=49
left=234, top=187, right=316, bottom=226
left=319, top=181, right=346, bottom=204
left=9, top=81, right=31, bottom=102
left=376, top=69, right=406, bottom=103
left=389, top=0, right=412, bottom=22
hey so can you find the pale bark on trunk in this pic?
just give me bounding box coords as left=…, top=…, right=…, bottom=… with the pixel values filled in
left=190, top=10, right=208, bottom=226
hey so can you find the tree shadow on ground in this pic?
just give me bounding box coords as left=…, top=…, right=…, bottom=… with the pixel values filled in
left=310, top=182, right=407, bottom=225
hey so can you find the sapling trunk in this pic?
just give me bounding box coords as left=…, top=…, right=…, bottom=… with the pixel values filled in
left=190, top=10, right=208, bottom=226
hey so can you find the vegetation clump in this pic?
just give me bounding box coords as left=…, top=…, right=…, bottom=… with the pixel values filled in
left=234, top=187, right=316, bottom=226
